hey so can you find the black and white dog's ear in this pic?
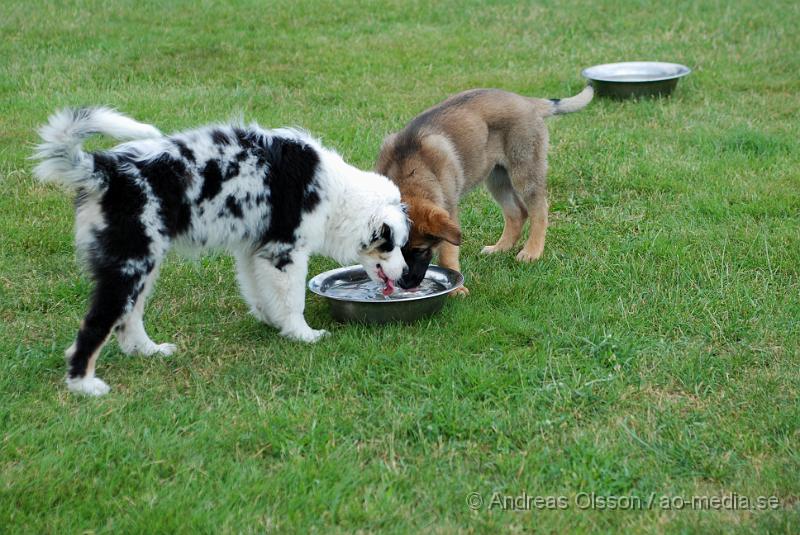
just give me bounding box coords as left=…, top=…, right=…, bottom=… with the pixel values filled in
left=363, top=221, right=396, bottom=252
left=373, top=223, right=395, bottom=253
left=381, top=222, right=393, bottom=241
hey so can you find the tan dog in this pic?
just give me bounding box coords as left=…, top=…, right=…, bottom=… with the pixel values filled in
left=376, top=86, right=593, bottom=294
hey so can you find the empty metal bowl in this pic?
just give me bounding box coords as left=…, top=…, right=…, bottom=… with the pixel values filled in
left=308, top=265, right=464, bottom=324
left=582, top=61, right=691, bottom=99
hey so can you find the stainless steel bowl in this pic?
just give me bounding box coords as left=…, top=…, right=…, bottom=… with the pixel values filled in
left=581, top=61, right=691, bottom=99
left=308, top=265, right=464, bottom=324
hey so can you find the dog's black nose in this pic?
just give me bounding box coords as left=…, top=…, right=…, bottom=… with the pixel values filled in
left=402, top=267, right=409, bottom=277
left=397, top=272, right=422, bottom=290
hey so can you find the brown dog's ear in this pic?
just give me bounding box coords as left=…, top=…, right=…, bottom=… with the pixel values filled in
left=407, top=198, right=462, bottom=246
left=411, top=202, right=461, bottom=245
left=428, top=208, right=461, bottom=245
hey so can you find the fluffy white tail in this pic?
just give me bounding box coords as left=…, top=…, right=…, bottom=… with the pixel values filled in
left=540, top=85, right=594, bottom=117
left=32, top=107, right=162, bottom=190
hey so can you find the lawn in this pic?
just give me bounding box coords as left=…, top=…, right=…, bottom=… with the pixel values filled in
left=1, top=0, right=799, bottom=532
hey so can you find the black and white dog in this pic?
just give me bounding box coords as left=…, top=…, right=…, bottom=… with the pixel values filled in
left=33, top=108, right=409, bottom=396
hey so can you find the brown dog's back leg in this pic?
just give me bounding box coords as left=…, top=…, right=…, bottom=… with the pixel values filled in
left=511, top=170, right=548, bottom=262
left=508, top=124, right=550, bottom=262
left=516, top=190, right=548, bottom=262
left=482, top=166, right=528, bottom=254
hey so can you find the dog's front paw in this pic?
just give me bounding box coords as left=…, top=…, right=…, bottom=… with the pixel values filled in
left=481, top=244, right=511, bottom=255
left=66, top=376, right=111, bottom=396
left=122, top=340, right=177, bottom=357
left=302, top=329, right=330, bottom=343
left=449, top=286, right=470, bottom=297
left=285, top=328, right=329, bottom=343
left=516, top=248, right=543, bottom=263
left=149, top=343, right=177, bottom=356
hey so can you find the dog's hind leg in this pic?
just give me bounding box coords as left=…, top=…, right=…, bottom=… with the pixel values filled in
left=116, top=264, right=176, bottom=357
left=508, top=122, right=549, bottom=263
left=65, top=261, right=153, bottom=395
left=511, top=171, right=548, bottom=262
left=482, top=166, right=528, bottom=255
left=235, top=251, right=328, bottom=343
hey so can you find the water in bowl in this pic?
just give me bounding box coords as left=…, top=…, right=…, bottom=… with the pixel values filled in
left=323, top=276, right=447, bottom=301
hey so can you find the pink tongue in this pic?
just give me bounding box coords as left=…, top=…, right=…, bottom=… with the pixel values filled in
left=382, top=278, right=395, bottom=296
left=378, top=267, right=395, bottom=296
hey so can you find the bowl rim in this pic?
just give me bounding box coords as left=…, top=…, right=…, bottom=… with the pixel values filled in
left=581, top=61, right=692, bottom=83
left=308, top=264, right=464, bottom=303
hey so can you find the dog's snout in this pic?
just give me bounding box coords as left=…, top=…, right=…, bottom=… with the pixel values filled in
left=397, top=272, right=422, bottom=290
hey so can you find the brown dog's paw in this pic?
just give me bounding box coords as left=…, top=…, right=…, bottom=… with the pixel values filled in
left=449, top=286, right=470, bottom=297
left=515, top=248, right=543, bottom=263
left=481, top=244, right=512, bottom=255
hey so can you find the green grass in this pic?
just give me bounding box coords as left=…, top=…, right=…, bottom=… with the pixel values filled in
left=2, top=0, right=799, bottom=532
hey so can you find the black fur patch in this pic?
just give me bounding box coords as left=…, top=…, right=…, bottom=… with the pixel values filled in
left=257, top=246, right=293, bottom=271
left=375, top=223, right=394, bottom=253
left=211, top=129, right=232, bottom=146
left=92, top=153, right=151, bottom=260
left=224, top=161, right=240, bottom=181
left=233, top=128, right=255, bottom=149
left=68, top=254, right=155, bottom=378
left=274, top=252, right=292, bottom=270
left=136, top=154, right=193, bottom=237
left=198, top=159, right=223, bottom=202
left=258, top=137, right=321, bottom=245
left=173, top=139, right=196, bottom=163
left=225, top=194, right=244, bottom=218
left=68, top=271, right=140, bottom=377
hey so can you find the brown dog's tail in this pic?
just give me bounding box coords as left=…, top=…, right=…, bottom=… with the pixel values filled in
left=536, top=85, right=594, bottom=117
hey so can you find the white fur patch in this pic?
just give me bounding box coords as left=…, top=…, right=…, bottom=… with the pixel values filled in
left=65, top=376, right=110, bottom=396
